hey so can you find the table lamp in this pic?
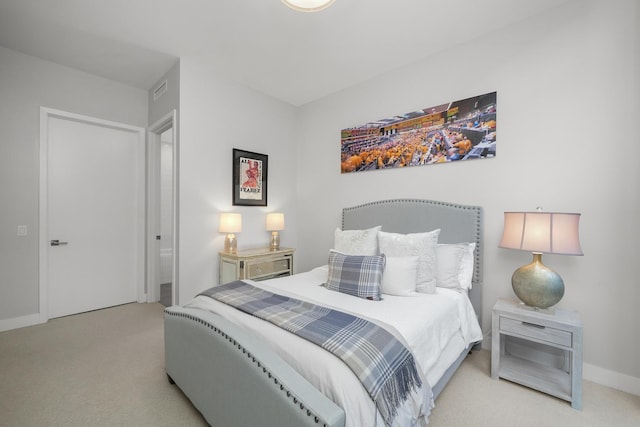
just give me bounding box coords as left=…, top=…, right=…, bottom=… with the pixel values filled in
left=266, top=213, right=285, bottom=251
left=499, top=209, right=583, bottom=309
left=219, top=213, right=242, bottom=253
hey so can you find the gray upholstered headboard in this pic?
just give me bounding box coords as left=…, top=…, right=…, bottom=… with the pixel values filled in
left=342, top=199, right=483, bottom=324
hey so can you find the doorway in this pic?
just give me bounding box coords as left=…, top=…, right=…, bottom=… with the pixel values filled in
left=39, top=108, right=146, bottom=320
left=147, top=111, right=178, bottom=307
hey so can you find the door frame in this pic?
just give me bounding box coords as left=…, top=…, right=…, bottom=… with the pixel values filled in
left=147, top=110, right=179, bottom=306
left=39, top=107, right=146, bottom=322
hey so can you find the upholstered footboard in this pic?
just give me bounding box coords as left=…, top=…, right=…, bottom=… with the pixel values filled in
left=164, top=305, right=345, bottom=427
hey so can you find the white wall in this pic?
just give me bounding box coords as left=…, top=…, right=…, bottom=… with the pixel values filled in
left=295, top=0, right=639, bottom=392
left=1, top=0, right=637, bottom=396
left=148, top=61, right=179, bottom=126
left=0, top=46, right=148, bottom=326
left=177, top=58, right=298, bottom=304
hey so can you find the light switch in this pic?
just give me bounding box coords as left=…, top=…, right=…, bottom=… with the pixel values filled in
left=17, top=225, right=27, bottom=236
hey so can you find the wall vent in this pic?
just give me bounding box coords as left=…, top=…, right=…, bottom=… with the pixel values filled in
left=153, top=80, right=168, bottom=101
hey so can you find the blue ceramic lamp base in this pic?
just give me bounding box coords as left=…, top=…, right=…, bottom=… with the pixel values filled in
left=512, top=253, right=564, bottom=309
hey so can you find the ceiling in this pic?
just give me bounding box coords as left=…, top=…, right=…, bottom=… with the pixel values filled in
left=0, top=0, right=570, bottom=106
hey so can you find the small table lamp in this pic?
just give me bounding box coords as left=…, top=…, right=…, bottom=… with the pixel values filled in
left=219, top=213, right=242, bottom=253
left=266, top=213, right=285, bottom=251
left=499, top=209, right=583, bottom=309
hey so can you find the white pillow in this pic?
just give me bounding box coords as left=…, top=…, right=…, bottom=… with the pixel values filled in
left=458, top=242, right=476, bottom=290
left=436, top=242, right=476, bottom=290
left=381, top=256, right=419, bottom=296
left=378, top=229, right=440, bottom=294
left=334, top=225, right=381, bottom=255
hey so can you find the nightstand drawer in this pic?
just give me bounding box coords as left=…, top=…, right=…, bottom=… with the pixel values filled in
left=492, top=299, right=583, bottom=409
left=500, top=317, right=572, bottom=347
left=219, top=247, right=295, bottom=284
left=248, top=258, right=291, bottom=278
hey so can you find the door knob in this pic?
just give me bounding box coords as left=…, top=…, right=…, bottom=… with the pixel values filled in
left=50, top=240, right=69, bottom=246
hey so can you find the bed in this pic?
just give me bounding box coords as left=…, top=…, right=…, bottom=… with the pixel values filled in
left=164, top=199, right=483, bottom=427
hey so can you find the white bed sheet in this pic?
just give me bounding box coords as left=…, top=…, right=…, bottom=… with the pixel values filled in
left=186, top=266, right=482, bottom=427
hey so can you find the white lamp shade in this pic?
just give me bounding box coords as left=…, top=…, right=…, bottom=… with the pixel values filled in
left=499, top=211, right=583, bottom=256
left=282, top=0, right=336, bottom=12
left=266, top=213, right=285, bottom=231
left=219, top=213, right=242, bottom=233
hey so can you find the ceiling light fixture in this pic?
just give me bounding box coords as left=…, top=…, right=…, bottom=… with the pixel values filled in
left=282, top=0, right=336, bottom=13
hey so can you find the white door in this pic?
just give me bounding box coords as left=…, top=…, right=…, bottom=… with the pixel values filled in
left=146, top=127, right=173, bottom=305
left=158, top=128, right=174, bottom=304
left=147, top=110, right=178, bottom=307
left=41, top=109, right=145, bottom=319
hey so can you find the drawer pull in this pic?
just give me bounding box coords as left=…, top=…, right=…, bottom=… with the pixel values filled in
left=522, top=321, right=545, bottom=329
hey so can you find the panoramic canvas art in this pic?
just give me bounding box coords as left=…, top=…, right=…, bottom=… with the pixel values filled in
left=340, top=92, right=496, bottom=173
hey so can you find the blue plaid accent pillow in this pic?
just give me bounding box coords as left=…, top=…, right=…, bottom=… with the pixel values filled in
left=325, top=250, right=386, bottom=300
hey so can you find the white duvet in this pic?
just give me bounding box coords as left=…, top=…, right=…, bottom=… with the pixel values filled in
left=186, top=266, right=482, bottom=427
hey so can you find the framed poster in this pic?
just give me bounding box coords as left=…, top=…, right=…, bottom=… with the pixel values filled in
left=233, top=149, right=268, bottom=206
left=340, top=91, right=496, bottom=173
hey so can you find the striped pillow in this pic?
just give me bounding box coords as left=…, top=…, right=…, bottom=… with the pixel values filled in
left=325, top=250, right=385, bottom=301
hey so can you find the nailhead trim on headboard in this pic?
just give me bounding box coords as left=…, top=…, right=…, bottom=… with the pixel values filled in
left=341, top=199, right=483, bottom=327
left=165, top=309, right=329, bottom=426
left=341, top=198, right=483, bottom=284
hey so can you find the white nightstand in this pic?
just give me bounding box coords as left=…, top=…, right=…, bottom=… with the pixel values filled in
left=491, top=298, right=583, bottom=409
left=219, top=247, right=295, bottom=284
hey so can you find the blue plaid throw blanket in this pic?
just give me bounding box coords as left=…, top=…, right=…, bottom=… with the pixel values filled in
left=199, top=280, right=423, bottom=426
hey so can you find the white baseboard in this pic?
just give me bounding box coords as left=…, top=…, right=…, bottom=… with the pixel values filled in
left=483, top=334, right=639, bottom=397
left=584, top=363, right=640, bottom=397
left=0, top=312, right=45, bottom=332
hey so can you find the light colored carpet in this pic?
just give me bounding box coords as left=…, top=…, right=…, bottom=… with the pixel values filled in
left=1, top=303, right=638, bottom=427
left=0, top=303, right=205, bottom=427
left=430, top=348, right=640, bottom=427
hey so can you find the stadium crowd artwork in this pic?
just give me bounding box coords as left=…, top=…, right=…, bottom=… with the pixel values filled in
left=340, top=91, right=496, bottom=173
